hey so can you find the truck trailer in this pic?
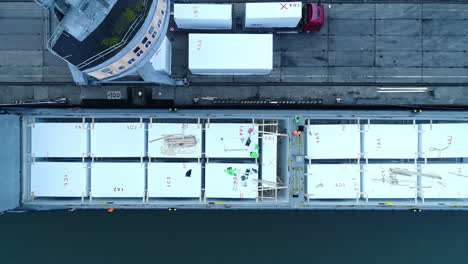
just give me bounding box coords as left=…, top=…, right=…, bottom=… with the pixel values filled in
left=174, top=4, right=233, bottom=30
left=173, top=2, right=325, bottom=32
left=245, top=2, right=303, bottom=28
left=188, top=34, right=273, bottom=75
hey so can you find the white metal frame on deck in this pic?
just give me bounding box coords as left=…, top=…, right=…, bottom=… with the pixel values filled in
left=91, top=122, right=145, bottom=157
left=148, top=123, right=202, bottom=158
left=364, top=124, right=418, bottom=159
left=205, top=123, right=259, bottom=158
left=306, top=164, right=360, bottom=199
left=91, top=163, right=145, bottom=198
left=261, top=133, right=277, bottom=184
left=420, top=164, right=468, bottom=198
left=31, top=162, right=87, bottom=198
left=148, top=162, right=202, bottom=198
left=31, top=122, right=86, bottom=157
left=205, top=163, right=259, bottom=199
left=306, top=123, right=361, bottom=159
left=364, top=164, right=418, bottom=199
left=421, top=123, right=468, bottom=158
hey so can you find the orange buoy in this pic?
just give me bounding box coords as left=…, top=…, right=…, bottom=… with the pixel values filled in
left=108, top=208, right=115, bottom=213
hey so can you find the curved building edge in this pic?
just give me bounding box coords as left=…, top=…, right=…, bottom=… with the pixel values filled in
left=84, top=0, right=170, bottom=81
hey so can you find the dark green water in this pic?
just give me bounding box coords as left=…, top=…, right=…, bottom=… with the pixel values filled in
left=0, top=210, right=466, bottom=263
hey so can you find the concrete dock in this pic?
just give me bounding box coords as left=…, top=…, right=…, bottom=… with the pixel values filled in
left=0, top=1, right=467, bottom=108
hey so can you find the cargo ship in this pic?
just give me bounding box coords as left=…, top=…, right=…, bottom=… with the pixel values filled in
left=2, top=108, right=468, bottom=212
left=2, top=1, right=468, bottom=212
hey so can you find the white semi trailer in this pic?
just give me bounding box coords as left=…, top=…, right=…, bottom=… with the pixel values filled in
left=174, top=4, right=233, bottom=30
left=173, top=2, right=325, bottom=76
left=188, top=33, right=273, bottom=75
left=245, top=2, right=303, bottom=28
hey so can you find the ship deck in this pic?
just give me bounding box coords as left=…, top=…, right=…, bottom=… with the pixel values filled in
left=0, top=108, right=466, bottom=211
left=2, top=1, right=468, bottom=211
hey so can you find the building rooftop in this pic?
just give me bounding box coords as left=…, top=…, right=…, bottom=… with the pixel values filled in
left=51, top=0, right=152, bottom=70
left=56, top=0, right=118, bottom=42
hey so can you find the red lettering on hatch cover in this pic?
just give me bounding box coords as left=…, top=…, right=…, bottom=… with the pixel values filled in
left=192, top=6, right=199, bottom=17
left=314, top=133, right=320, bottom=143
left=376, top=138, right=382, bottom=148
left=167, top=176, right=172, bottom=187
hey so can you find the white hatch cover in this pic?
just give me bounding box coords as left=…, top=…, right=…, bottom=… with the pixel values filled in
left=307, top=124, right=361, bottom=159
left=205, top=123, right=259, bottom=158
left=91, top=163, right=145, bottom=198
left=31, top=123, right=86, bottom=157
left=205, top=163, right=258, bottom=199
left=31, top=162, right=87, bottom=197
left=364, top=124, right=418, bottom=159
left=364, top=164, right=418, bottom=198
left=148, top=162, right=202, bottom=198
left=148, top=123, right=202, bottom=158
left=91, top=123, right=145, bottom=157
left=420, top=164, right=468, bottom=198
left=306, top=164, right=360, bottom=199
left=421, top=123, right=468, bottom=158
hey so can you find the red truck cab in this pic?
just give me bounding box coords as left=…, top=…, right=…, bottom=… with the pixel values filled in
left=302, top=3, right=325, bottom=31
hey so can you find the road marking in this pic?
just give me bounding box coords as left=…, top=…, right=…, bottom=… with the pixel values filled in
left=424, top=9, right=468, bottom=12
left=377, top=75, right=468, bottom=78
